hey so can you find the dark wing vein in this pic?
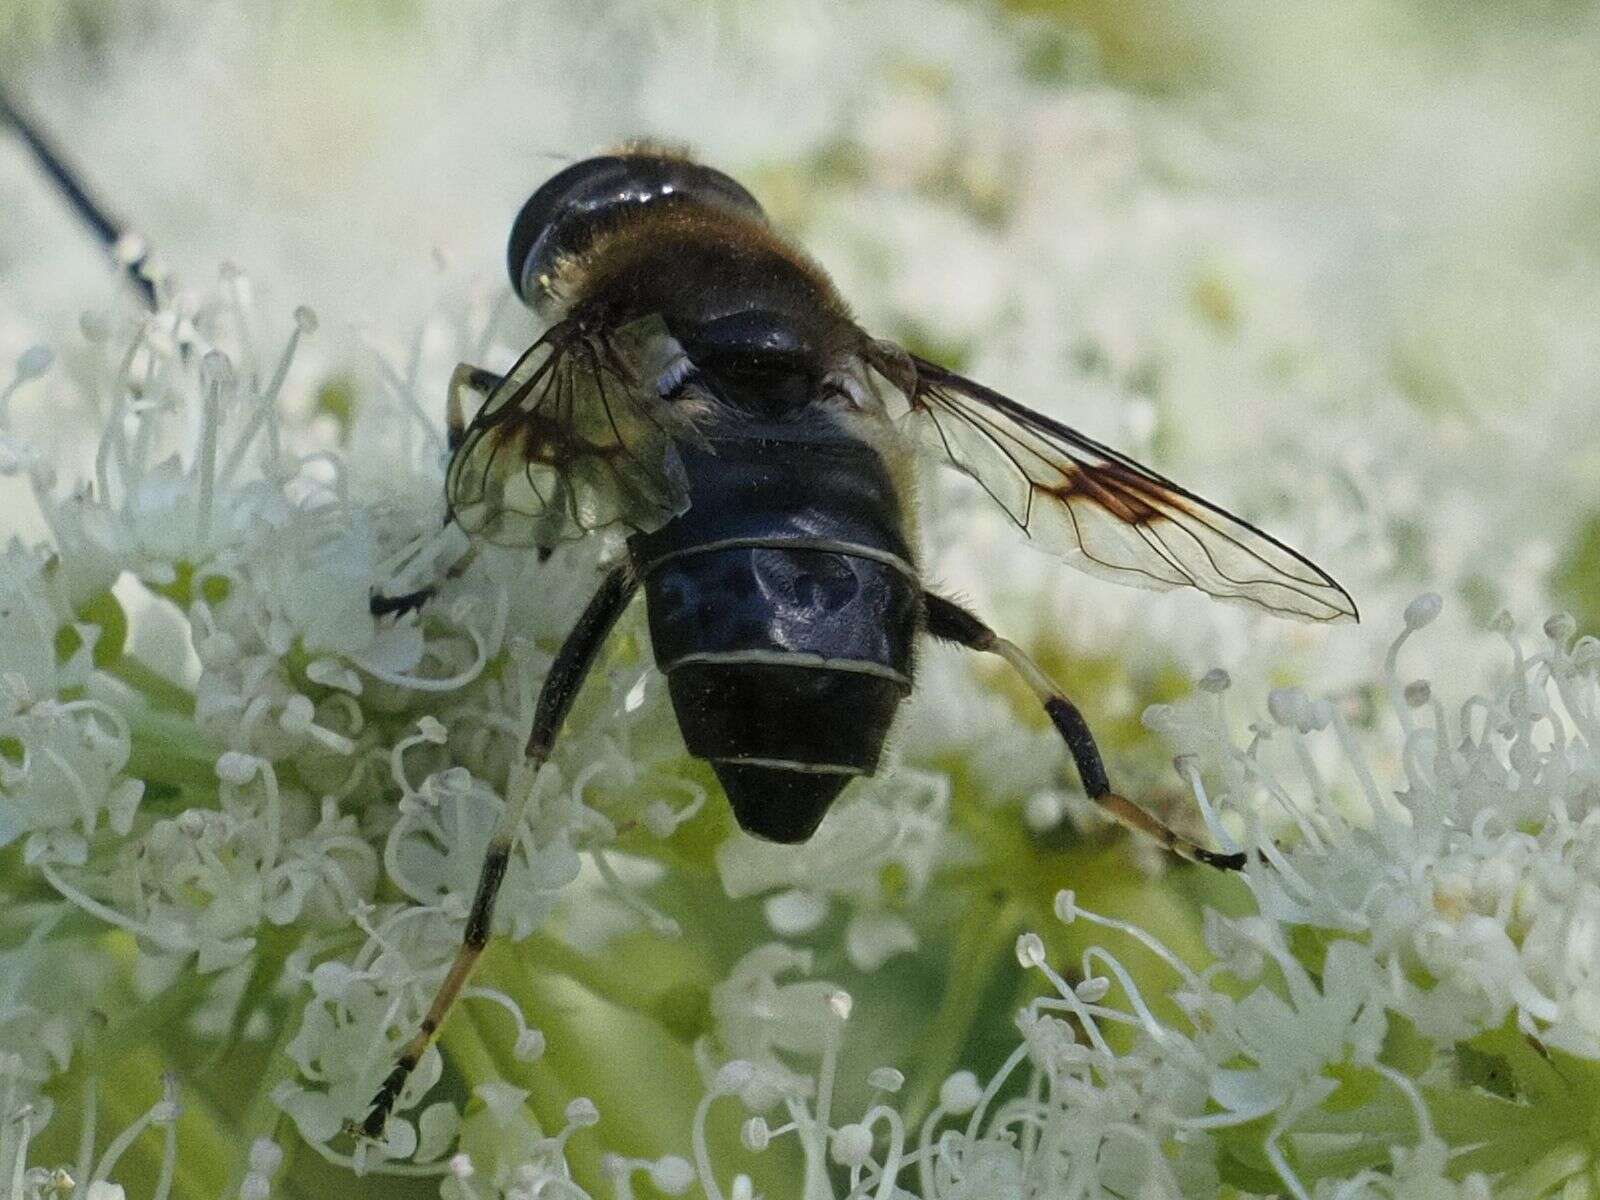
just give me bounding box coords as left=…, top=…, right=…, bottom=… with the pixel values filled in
left=894, top=352, right=1357, bottom=623
left=445, top=315, right=695, bottom=549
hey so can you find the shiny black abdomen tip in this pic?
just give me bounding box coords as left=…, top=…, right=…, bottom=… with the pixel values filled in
left=711, top=761, right=851, bottom=844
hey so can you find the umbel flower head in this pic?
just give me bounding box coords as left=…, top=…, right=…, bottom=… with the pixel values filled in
left=3, top=1, right=1600, bottom=1194
left=1, top=261, right=1599, bottom=1200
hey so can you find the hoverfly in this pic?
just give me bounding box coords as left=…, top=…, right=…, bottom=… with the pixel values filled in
left=0, top=104, right=1356, bottom=1142
left=356, top=146, right=1355, bottom=1135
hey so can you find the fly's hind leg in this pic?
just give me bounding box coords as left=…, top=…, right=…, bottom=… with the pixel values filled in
left=359, top=563, right=640, bottom=1140
left=923, top=593, right=1245, bottom=871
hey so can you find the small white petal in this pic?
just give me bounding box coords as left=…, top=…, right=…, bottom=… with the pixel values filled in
left=1015, top=932, right=1046, bottom=968
left=1404, top=593, right=1443, bottom=629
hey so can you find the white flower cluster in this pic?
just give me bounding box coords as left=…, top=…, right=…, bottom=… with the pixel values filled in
left=679, top=598, right=1600, bottom=1198
left=1151, top=595, right=1600, bottom=1059
left=0, top=249, right=972, bottom=1196
left=3, top=2, right=1599, bottom=1198
left=0, top=281, right=712, bottom=1190
left=716, top=767, right=948, bottom=972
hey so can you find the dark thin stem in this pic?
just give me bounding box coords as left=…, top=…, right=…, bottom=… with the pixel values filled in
left=0, top=80, right=158, bottom=310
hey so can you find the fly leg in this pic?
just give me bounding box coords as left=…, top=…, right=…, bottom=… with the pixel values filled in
left=368, top=550, right=478, bottom=619
left=923, top=593, right=1245, bottom=871
left=0, top=83, right=158, bottom=309
left=359, top=563, right=640, bottom=1140
left=448, top=362, right=502, bottom=453
left=367, top=362, right=510, bottom=618
left=445, top=362, right=553, bottom=562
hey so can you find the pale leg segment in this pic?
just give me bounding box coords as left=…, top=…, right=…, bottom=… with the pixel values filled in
left=923, top=593, right=1245, bottom=871
left=359, top=564, right=640, bottom=1139
left=447, top=362, right=502, bottom=453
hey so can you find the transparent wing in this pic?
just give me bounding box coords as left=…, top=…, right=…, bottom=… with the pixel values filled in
left=446, top=314, right=701, bottom=549
left=875, top=346, right=1357, bottom=623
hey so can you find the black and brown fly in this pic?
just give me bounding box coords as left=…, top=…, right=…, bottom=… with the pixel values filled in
left=0, top=109, right=1357, bottom=1144
left=357, top=146, right=1355, bottom=1138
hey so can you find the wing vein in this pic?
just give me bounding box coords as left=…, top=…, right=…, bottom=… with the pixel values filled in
left=875, top=346, right=1356, bottom=623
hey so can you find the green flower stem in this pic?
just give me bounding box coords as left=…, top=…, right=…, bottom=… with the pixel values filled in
left=1498, top=1140, right=1594, bottom=1200
left=516, top=931, right=679, bottom=1023
left=86, top=930, right=343, bottom=1200
left=36, top=938, right=238, bottom=1199
left=92, top=1041, right=236, bottom=1200
left=107, top=659, right=198, bottom=717
left=1291, top=1140, right=1394, bottom=1185
left=206, top=928, right=305, bottom=1195
left=81, top=933, right=215, bottom=1065
left=896, top=888, right=1023, bottom=1129
left=457, top=936, right=802, bottom=1194
left=120, top=705, right=224, bottom=796
left=438, top=999, right=500, bottom=1088
left=1288, top=1095, right=1417, bottom=1137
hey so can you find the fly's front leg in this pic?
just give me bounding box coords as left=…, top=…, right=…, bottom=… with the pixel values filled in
left=367, top=361, right=504, bottom=618
left=0, top=84, right=157, bottom=309
left=359, top=563, right=640, bottom=1140
left=369, top=550, right=479, bottom=618
left=448, top=362, right=502, bottom=453
left=923, top=593, right=1245, bottom=871
left=447, top=362, right=554, bottom=562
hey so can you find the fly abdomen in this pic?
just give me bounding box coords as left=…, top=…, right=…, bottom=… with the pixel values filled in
left=630, top=431, right=920, bottom=842
left=667, top=659, right=908, bottom=842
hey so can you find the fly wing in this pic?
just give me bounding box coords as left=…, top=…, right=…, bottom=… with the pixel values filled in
left=446, top=314, right=703, bottom=549
left=869, top=344, right=1357, bottom=623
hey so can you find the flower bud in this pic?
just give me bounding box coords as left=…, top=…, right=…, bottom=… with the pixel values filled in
left=867, top=1067, right=905, bottom=1093
left=14, top=345, right=53, bottom=380
left=832, top=1122, right=873, bottom=1167
left=1015, top=932, right=1046, bottom=968
left=1404, top=593, right=1443, bottom=630
left=742, top=1117, right=770, bottom=1151
left=650, top=1156, right=694, bottom=1195
left=939, top=1071, right=982, bottom=1114
left=564, top=1097, right=600, bottom=1128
